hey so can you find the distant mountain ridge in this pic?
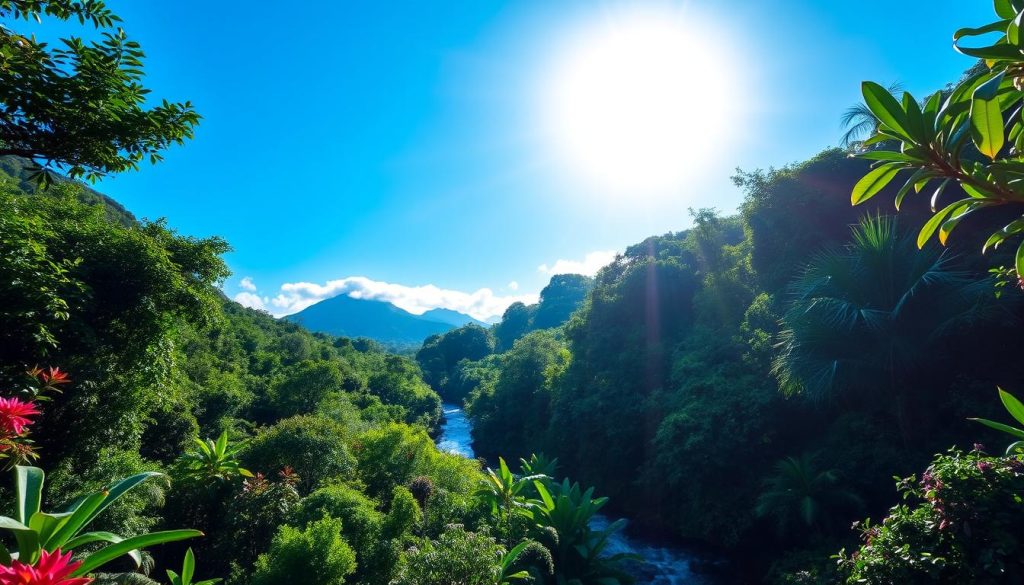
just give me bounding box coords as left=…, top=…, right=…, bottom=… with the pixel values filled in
left=285, top=294, right=486, bottom=348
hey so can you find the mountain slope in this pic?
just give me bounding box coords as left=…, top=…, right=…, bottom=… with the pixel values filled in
left=285, top=295, right=482, bottom=347
left=417, top=308, right=486, bottom=328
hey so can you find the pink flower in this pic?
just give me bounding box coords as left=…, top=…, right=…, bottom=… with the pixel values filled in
left=0, top=398, right=40, bottom=436
left=0, top=549, right=93, bottom=585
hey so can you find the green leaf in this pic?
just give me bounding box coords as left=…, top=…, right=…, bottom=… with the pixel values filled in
left=862, top=82, right=913, bottom=140
left=998, top=388, right=1024, bottom=426
left=982, top=217, right=1024, bottom=252
left=1011, top=12, right=1024, bottom=47
left=969, top=417, right=1024, bottom=440
left=930, top=179, right=951, bottom=212
left=857, top=151, right=920, bottom=162
left=918, top=199, right=969, bottom=248
left=70, top=529, right=202, bottom=577
left=954, top=18, right=1011, bottom=38
left=1017, top=239, right=1024, bottom=281
left=972, top=97, right=1006, bottom=159
left=1006, top=440, right=1024, bottom=455
left=894, top=169, right=930, bottom=211
left=48, top=491, right=106, bottom=549
left=852, top=164, right=903, bottom=205
left=0, top=516, right=40, bottom=565
left=16, top=467, right=44, bottom=526
left=182, top=548, right=195, bottom=584
left=83, top=472, right=163, bottom=529
left=995, top=0, right=1016, bottom=19
left=940, top=202, right=991, bottom=244
left=955, top=43, right=1023, bottom=61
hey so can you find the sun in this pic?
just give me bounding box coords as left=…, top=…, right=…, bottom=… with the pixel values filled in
left=541, top=8, right=741, bottom=194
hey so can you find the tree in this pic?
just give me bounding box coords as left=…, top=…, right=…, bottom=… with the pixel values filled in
left=756, top=453, right=862, bottom=535
left=492, top=303, right=533, bottom=353
left=0, top=1, right=200, bottom=184
left=772, top=217, right=1002, bottom=437
left=251, top=517, right=356, bottom=585
left=848, top=2, right=1024, bottom=282
left=532, top=274, right=593, bottom=330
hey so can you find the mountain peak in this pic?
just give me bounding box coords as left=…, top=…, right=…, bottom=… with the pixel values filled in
left=285, top=294, right=484, bottom=349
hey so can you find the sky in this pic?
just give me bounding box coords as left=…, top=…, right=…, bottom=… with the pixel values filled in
left=38, top=0, right=993, bottom=319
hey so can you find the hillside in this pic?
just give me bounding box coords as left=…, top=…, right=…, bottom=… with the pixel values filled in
left=285, top=294, right=485, bottom=349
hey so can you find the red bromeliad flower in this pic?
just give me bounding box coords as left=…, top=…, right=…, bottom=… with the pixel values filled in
left=0, top=549, right=92, bottom=585
left=0, top=397, right=40, bottom=436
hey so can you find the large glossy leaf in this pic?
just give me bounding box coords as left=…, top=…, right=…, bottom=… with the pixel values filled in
left=918, top=199, right=969, bottom=248
left=998, top=388, right=1024, bottom=426
left=995, top=0, right=1017, bottom=19
left=0, top=516, right=39, bottom=564
left=851, top=164, right=902, bottom=205
left=862, top=82, right=912, bottom=140
left=954, top=18, right=1010, bottom=38
left=940, top=201, right=993, bottom=244
left=956, top=43, right=1023, bottom=61
left=48, top=490, right=106, bottom=549
left=62, top=531, right=143, bottom=568
left=894, top=169, right=931, bottom=211
left=16, top=467, right=44, bottom=525
left=972, top=96, right=1005, bottom=159
left=70, top=529, right=202, bottom=577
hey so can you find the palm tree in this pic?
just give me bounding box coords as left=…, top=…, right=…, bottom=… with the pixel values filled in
left=839, top=82, right=902, bottom=149
left=756, top=453, right=862, bottom=534
left=772, top=217, right=1000, bottom=435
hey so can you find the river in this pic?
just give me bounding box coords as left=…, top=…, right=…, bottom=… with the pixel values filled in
left=437, top=403, right=719, bottom=585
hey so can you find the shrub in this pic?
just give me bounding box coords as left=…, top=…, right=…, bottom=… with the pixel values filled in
left=391, top=525, right=506, bottom=585
left=251, top=516, right=356, bottom=585
left=242, top=416, right=355, bottom=494
left=837, top=448, right=1024, bottom=584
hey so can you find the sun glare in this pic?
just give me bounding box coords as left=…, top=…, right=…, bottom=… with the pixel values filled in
left=542, top=8, right=741, bottom=194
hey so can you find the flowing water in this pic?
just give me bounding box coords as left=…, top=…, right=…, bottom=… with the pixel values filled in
left=437, top=403, right=719, bottom=585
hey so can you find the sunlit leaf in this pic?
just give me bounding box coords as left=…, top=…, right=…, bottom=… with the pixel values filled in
left=862, top=82, right=913, bottom=140
left=852, top=164, right=903, bottom=205
left=971, top=96, right=1005, bottom=159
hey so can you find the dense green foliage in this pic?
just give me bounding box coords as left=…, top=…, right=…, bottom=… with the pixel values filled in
left=455, top=146, right=1024, bottom=581
left=838, top=448, right=1024, bottom=584
left=6, top=3, right=1024, bottom=584
left=415, top=275, right=590, bottom=403
left=0, top=2, right=200, bottom=184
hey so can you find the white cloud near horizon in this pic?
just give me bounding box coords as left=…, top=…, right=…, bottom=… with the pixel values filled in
left=538, top=250, right=617, bottom=277
left=233, top=291, right=269, bottom=311
left=507, top=281, right=519, bottom=291
left=265, top=276, right=539, bottom=321
left=239, top=276, right=257, bottom=291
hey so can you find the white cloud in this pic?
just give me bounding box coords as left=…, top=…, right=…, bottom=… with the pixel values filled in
left=507, top=281, right=519, bottom=291
left=268, top=276, right=538, bottom=321
left=239, top=276, right=257, bottom=291
left=538, top=250, right=616, bottom=277
left=233, top=291, right=269, bottom=312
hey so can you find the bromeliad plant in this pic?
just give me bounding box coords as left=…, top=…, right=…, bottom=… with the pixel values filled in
left=172, top=431, right=252, bottom=484
left=0, top=465, right=200, bottom=577
left=970, top=387, right=1024, bottom=455
left=849, top=0, right=1024, bottom=283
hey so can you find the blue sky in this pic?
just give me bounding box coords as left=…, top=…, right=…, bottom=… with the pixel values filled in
left=53, top=0, right=992, bottom=319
